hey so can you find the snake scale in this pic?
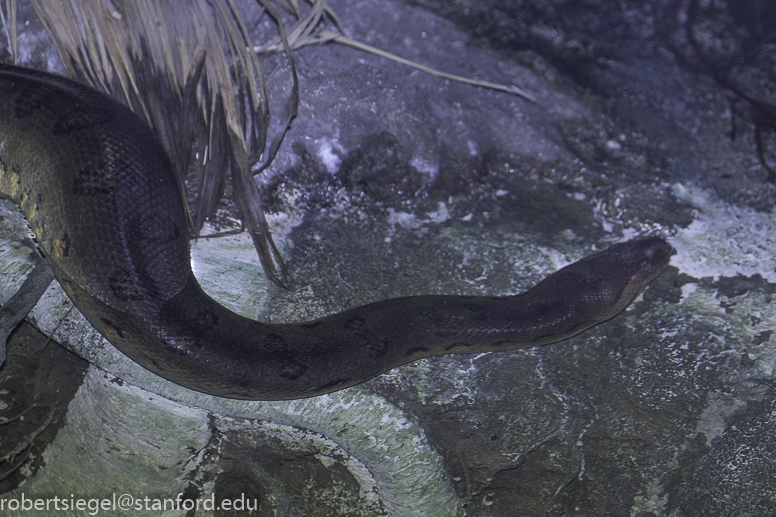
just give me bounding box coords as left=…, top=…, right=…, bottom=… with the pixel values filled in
left=0, top=64, right=672, bottom=400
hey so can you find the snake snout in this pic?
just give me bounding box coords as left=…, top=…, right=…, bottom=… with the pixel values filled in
left=641, top=237, right=674, bottom=270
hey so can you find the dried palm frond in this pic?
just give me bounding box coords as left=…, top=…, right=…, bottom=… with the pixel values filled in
left=0, top=0, right=17, bottom=63
left=29, top=0, right=294, bottom=286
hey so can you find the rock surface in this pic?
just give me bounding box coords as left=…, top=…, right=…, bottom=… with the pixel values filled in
left=1, top=0, right=775, bottom=515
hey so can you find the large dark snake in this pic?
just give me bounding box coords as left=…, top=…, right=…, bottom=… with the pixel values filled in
left=0, top=64, right=672, bottom=400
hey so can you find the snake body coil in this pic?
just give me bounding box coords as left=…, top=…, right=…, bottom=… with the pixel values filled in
left=0, top=64, right=672, bottom=400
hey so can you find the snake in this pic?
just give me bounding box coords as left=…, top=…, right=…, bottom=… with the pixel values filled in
left=0, top=63, right=672, bottom=400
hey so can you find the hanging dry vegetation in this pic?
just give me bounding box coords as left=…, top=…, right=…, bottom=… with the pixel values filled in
left=0, top=0, right=533, bottom=287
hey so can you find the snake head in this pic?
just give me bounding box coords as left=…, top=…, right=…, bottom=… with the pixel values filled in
left=577, top=236, right=674, bottom=316
left=612, top=236, right=674, bottom=295
left=533, top=236, right=674, bottom=336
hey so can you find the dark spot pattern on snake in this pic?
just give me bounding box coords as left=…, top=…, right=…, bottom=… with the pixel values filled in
left=73, top=163, right=117, bottom=196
